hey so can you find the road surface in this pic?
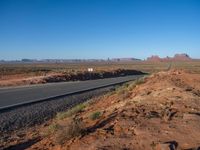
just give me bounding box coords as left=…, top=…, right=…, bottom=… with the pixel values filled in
left=0, top=75, right=143, bottom=110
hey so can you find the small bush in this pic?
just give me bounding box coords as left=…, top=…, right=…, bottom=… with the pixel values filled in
left=135, top=77, right=146, bottom=85
left=115, top=77, right=147, bottom=100
left=127, top=77, right=147, bottom=91
left=90, top=111, right=101, bottom=120
left=117, top=88, right=131, bottom=100
left=55, top=118, right=84, bottom=144
left=43, top=123, right=59, bottom=136
left=127, top=83, right=137, bottom=91
left=56, top=103, right=87, bottom=120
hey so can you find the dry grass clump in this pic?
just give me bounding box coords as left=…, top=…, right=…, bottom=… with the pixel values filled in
left=42, top=123, right=60, bottom=137
left=135, top=77, right=146, bottom=85
left=56, top=103, right=87, bottom=120
left=48, top=123, right=59, bottom=134
left=113, top=77, right=147, bottom=100
left=117, top=88, right=132, bottom=100
left=90, top=111, right=102, bottom=120
left=44, top=102, right=88, bottom=144
left=54, top=118, right=84, bottom=144
left=127, top=77, right=146, bottom=91
left=114, top=82, right=132, bottom=100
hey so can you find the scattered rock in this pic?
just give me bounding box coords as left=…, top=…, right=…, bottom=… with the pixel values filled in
left=156, top=141, right=178, bottom=150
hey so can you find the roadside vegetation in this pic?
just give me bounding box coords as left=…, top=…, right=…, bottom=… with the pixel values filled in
left=44, top=102, right=88, bottom=143
left=46, top=123, right=59, bottom=135
left=56, top=103, right=88, bottom=120
left=90, top=111, right=102, bottom=120
left=113, top=76, right=147, bottom=100
left=54, top=118, right=84, bottom=144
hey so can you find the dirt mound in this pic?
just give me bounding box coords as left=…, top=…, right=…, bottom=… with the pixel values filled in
left=3, top=70, right=200, bottom=150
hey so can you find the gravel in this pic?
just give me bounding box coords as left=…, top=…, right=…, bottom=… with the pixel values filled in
left=0, top=86, right=114, bottom=133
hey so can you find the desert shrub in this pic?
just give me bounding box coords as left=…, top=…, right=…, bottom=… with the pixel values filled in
left=56, top=103, right=87, bottom=120
left=127, top=77, right=147, bottom=91
left=117, top=88, right=131, bottom=100
left=115, top=77, right=147, bottom=100
left=135, top=77, right=146, bottom=85
left=90, top=111, right=101, bottom=120
left=48, top=123, right=59, bottom=133
left=55, top=118, right=84, bottom=144
left=127, top=83, right=137, bottom=91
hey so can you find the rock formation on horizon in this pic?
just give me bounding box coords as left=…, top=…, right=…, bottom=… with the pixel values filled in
left=147, top=53, right=192, bottom=62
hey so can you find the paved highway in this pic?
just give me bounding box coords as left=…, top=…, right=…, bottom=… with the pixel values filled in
left=0, top=75, right=143, bottom=109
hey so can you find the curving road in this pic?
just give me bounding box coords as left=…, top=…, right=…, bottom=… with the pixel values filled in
left=0, top=75, right=143, bottom=110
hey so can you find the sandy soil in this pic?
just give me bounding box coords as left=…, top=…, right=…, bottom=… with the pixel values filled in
left=2, top=69, right=200, bottom=150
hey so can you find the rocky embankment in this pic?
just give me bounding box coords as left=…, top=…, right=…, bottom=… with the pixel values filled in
left=0, top=87, right=115, bottom=149
left=0, top=69, right=145, bottom=87
left=43, top=69, right=144, bottom=83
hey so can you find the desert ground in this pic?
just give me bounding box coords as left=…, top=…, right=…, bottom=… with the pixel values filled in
left=1, top=61, right=200, bottom=87
left=1, top=68, right=200, bottom=150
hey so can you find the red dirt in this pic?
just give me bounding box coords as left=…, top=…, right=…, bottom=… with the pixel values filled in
left=2, top=69, right=200, bottom=150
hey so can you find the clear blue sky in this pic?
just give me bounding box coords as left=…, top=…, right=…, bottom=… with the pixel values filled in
left=0, top=0, right=200, bottom=60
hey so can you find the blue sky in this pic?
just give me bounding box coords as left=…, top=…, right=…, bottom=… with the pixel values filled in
left=0, top=0, right=200, bottom=60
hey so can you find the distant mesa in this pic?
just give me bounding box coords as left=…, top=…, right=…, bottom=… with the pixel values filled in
left=0, top=54, right=197, bottom=64
left=147, top=53, right=192, bottom=62
left=110, top=58, right=141, bottom=62
left=174, top=53, right=191, bottom=61
left=146, top=55, right=161, bottom=62
left=0, top=57, right=142, bottom=64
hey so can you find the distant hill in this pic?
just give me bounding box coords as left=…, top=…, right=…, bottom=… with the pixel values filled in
left=0, top=58, right=142, bottom=64
left=147, top=53, right=192, bottom=62
left=110, top=58, right=141, bottom=62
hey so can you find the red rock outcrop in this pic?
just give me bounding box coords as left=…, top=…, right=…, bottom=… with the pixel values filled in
left=147, top=53, right=192, bottom=62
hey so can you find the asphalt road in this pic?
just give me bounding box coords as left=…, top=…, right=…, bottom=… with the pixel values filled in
left=0, top=75, right=143, bottom=109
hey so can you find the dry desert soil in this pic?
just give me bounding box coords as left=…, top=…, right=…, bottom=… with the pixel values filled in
left=1, top=61, right=200, bottom=87
left=1, top=69, right=200, bottom=150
